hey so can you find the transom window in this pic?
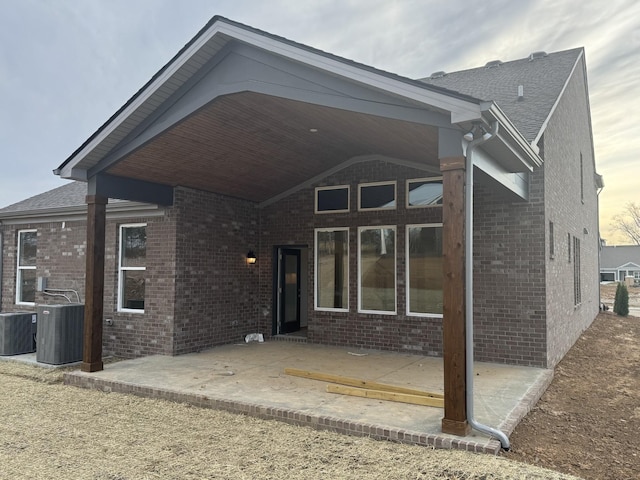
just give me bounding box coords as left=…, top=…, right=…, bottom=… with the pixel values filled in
left=406, top=224, right=443, bottom=317
left=315, top=185, right=350, bottom=213
left=358, top=182, right=396, bottom=211
left=118, top=224, right=147, bottom=312
left=16, top=229, right=37, bottom=305
left=315, top=228, right=349, bottom=311
left=406, top=178, right=443, bottom=208
left=358, top=226, right=396, bottom=314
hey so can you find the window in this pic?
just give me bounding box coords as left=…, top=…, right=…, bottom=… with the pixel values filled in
left=315, top=228, right=349, bottom=311
left=358, top=226, right=396, bottom=313
left=406, top=178, right=443, bottom=208
left=358, top=182, right=396, bottom=211
left=573, top=236, right=581, bottom=306
left=580, top=153, right=584, bottom=203
left=315, top=186, right=349, bottom=213
left=407, top=224, right=443, bottom=317
left=16, top=230, right=37, bottom=304
left=549, top=221, right=554, bottom=259
left=118, top=224, right=147, bottom=312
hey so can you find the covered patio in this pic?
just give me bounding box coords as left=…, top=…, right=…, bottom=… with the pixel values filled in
left=63, top=340, right=552, bottom=454
left=54, top=17, right=542, bottom=443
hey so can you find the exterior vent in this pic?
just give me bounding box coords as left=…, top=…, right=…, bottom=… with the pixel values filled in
left=0, top=312, right=37, bottom=355
left=529, top=51, right=548, bottom=61
left=36, top=304, right=84, bottom=365
left=485, top=60, right=503, bottom=68
left=429, top=71, right=446, bottom=79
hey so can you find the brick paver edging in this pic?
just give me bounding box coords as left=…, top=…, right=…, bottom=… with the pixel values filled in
left=64, top=372, right=502, bottom=454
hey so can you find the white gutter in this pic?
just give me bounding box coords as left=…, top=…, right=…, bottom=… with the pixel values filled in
left=465, top=120, right=511, bottom=450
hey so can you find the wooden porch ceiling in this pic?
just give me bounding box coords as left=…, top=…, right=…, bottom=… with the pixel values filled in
left=107, top=92, right=440, bottom=203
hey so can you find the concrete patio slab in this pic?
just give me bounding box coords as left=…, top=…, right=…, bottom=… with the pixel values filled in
left=60, top=340, right=551, bottom=453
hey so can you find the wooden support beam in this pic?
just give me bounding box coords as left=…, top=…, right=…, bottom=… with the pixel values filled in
left=440, top=156, right=471, bottom=436
left=327, top=384, right=444, bottom=408
left=284, top=368, right=443, bottom=399
left=81, top=194, right=107, bottom=373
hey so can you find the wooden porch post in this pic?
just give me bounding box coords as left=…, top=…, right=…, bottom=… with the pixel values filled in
left=440, top=156, right=471, bottom=436
left=81, top=194, right=107, bottom=373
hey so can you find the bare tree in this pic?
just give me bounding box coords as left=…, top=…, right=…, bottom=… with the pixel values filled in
left=612, top=202, right=640, bottom=245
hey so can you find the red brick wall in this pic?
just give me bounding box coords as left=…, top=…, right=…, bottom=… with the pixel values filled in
left=259, top=160, right=445, bottom=355
left=0, top=211, right=177, bottom=358
left=171, top=187, right=260, bottom=354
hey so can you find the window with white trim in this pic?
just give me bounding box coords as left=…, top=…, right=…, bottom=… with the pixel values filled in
left=118, top=224, right=146, bottom=312
left=16, top=229, right=37, bottom=305
left=406, top=178, right=443, bottom=208
left=315, top=228, right=349, bottom=311
left=406, top=224, right=443, bottom=317
left=358, top=226, right=396, bottom=313
left=358, top=182, right=396, bottom=211
left=315, top=185, right=350, bottom=213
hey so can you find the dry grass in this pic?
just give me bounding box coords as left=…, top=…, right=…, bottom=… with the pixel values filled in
left=0, top=361, right=580, bottom=480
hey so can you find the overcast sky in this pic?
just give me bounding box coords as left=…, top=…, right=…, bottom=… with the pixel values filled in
left=1, top=0, right=638, bottom=242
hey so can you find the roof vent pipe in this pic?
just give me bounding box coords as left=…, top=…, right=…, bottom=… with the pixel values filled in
left=464, top=121, right=511, bottom=450
left=518, top=85, right=524, bottom=100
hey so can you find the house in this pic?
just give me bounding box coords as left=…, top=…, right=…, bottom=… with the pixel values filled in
left=600, top=245, right=640, bottom=283
left=2, top=16, right=602, bottom=437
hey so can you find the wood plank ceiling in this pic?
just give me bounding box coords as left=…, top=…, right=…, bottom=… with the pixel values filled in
left=107, top=92, right=440, bottom=203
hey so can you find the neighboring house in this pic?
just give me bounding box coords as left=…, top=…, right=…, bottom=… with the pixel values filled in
left=600, top=245, right=640, bottom=283
left=2, top=16, right=602, bottom=436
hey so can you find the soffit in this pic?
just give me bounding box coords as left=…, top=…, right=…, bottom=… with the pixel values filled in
left=106, top=92, right=440, bottom=203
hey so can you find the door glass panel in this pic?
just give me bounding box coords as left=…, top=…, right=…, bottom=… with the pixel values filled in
left=284, top=254, right=298, bottom=323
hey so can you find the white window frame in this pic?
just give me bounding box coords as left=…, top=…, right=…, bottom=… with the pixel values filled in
left=314, top=227, right=349, bottom=312
left=118, top=223, right=147, bottom=313
left=16, top=229, right=37, bottom=305
left=315, top=185, right=350, bottom=214
left=406, top=223, right=444, bottom=318
left=358, top=181, right=396, bottom=211
left=357, top=225, right=397, bottom=315
left=406, top=177, right=443, bottom=209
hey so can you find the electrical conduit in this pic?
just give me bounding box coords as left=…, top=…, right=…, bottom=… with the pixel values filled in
left=464, top=121, right=511, bottom=450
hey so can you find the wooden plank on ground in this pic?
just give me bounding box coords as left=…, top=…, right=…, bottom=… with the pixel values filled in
left=326, top=384, right=444, bottom=408
left=284, top=368, right=443, bottom=399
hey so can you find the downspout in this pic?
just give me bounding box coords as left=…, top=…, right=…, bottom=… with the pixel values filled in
left=464, top=121, right=511, bottom=450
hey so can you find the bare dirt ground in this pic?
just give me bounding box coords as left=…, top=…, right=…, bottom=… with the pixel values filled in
left=0, top=364, right=574, bottom=480
left=1, top=288, right=637, bottom=479
left=505, top=305, right=640, bottom=479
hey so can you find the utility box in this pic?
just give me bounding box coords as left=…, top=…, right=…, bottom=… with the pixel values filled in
left=0, top=312, right=37, bottom=355
left=36, top=304, right=84, bottom=365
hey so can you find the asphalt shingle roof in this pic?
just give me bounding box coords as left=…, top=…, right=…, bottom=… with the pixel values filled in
left=419, top=48, right=583, bottom=142
left=0, top=181, right=126, bottom=216
left=600, top=245, right=640, bottom=269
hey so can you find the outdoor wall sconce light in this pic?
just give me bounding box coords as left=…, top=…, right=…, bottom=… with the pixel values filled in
left=246, top=251, right=257, bottom=265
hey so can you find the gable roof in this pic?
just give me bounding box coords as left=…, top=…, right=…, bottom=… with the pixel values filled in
left=55, top=15, right=541, bottom=185
left=600, top=245, right=640, bottom=269
left=419, top=48, right=584, bottom=143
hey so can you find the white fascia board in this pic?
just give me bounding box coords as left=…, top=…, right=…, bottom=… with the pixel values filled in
left=220, top=23, right=482, bottom=119
left=532, top=50, right=583, bottom=147
left=482, top=102, right=542, bottom=169
left=0, top=203, right=163, bottom=225
left=58, top=19, right=481, bottom=179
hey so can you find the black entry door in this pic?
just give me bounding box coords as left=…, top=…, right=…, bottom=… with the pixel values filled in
left=279, top=249, right=301, bottom=333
